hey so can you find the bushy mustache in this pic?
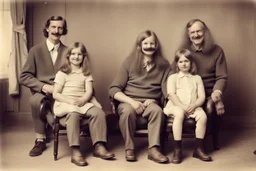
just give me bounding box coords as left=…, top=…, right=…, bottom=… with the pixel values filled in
left=192, top=36, right=202, bottom=40
left=143, top=47, right=156, bottom=52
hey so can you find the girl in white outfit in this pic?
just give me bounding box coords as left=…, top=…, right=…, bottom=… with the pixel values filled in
left=164, top=49, right=212, bottom=163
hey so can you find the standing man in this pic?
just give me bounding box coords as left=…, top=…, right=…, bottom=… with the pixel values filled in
left=20, top=16, right=68, bottom=157
left=109, top=30, right=170, bottom=163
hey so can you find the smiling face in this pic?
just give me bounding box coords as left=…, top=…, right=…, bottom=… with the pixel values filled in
left=141, top=35, right=156, bottom=57
left=177, top=55, right=191, bottom=73
left=69, top=48, right=84, bottom=68
left=188, top=21, right=205, bottom=47
left=46, top=20, right=64, bottom=44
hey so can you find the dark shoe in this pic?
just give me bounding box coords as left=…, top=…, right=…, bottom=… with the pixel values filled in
left=93, top=143, right=115, bottom=160
left=172, top=149, right=182, bottom=164
left=29, top=140, right=46, bottom=157
left=254, top=150, right=256, bottom=155
left=148, top=147, right=169, bottom=163
left=125, top=149, right=136, bottom=162
left=193, top=148, right=212, bottom=162
left=71, top=156, right=88, bottom=166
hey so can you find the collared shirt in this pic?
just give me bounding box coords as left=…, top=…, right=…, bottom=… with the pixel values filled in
left=54, top=69, right=91, bottom=99
left=53, top=70, right=102, bottom=116
left=191, top=43, right=203, bottom=52
left=46, top=39, right=60, bottom=64
left=167, top=72, right=205, bottom=105
left=143, top=57, right=154, bottom=72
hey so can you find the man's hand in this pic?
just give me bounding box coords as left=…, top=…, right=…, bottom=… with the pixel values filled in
left=211, top=90, right=222, bottom=103
left=42, top=84, right=53, bottom=95
left=143, top=99, right=157, bottom=107
left=131, top=101, right=145, bottom=115
left=215, top=100, right=225, bottom=115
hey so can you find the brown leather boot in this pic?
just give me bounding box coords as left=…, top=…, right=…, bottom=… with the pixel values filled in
left=193, top=138, right=212, bottom=162
left=172, top=140, right=182, bottom=164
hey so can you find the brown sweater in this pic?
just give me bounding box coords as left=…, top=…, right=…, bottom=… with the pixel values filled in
left=109, top=56, right=171, bottom=103
left=190, top=44, right=228, bottom=94
left=19, top=41, right=67, bottom=93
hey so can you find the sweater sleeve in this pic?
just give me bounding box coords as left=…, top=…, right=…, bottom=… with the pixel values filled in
left=19, top=48, right=45, bottom=93
left=109, top=58, right=129, bottom=98
left=213, top=48, right=228, bottom=93
left=161, top=64, right=172, bottom=99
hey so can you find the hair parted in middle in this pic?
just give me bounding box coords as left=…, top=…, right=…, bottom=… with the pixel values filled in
left=174, top=49, right=197, bottom=75
left=128, top=30, right=169, bottom=74
left=60, top=42, right=90, bottom=76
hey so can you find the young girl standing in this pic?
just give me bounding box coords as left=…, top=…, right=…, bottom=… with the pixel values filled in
left=53, top=42, right=114, bottom=166
left=163, top=49, right=212, bottom=164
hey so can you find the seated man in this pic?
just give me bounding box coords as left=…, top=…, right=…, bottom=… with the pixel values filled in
left=178, top=19, right=228, bottom=116
left=19, top=16, right=68, bottom=157
left=172, top=19, right=228, bottom=153
left=109, top=30, right=171, bottom=163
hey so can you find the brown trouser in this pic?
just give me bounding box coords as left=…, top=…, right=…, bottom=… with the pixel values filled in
left=30, top=93, right=53, bottom=135
left=117, top=102, right=164, bottom=150
left=64, top=106, right=107, bottom=146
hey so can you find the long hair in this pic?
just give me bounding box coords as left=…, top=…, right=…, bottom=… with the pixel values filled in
left=60, top=42, right=90, bottom=76
left=128, top=30, right=169, bottom=74
left=179, top=19, right=215, bottom=53
left=43, top=16, right=68, bottom=38
left=173, top=49, right=197, bottom=75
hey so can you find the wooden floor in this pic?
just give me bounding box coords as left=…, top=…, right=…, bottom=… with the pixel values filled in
left=0, top=116, right=256, bottom=171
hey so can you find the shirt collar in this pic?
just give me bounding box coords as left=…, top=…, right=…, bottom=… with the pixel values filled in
left=46, top=39, right=60, bottom=51
left=71, top=68, right=83, bottom=74
left=143, top=57, right=154, bottom=68
left=177, top=71, right=192, bottom=78
left=190, top=43, right=203, bottom=52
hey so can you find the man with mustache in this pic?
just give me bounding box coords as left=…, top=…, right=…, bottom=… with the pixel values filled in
left=109, top=30, right=171, bottom=163
left=20, top=16, right=68, bottom=157
left=180, top=19, right=227, bottom=116
left=171, top=19, right=228, bottom=161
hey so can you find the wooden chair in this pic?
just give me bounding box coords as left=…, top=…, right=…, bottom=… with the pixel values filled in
left=39, top=98, right=91, bottom=161
left=52, top=115, right=90, bottom=161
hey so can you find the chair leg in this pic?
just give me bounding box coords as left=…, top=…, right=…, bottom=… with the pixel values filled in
left=212, top=132, right=219, bottom=150
left=54, top=122, right=60, bottom=161
left=212, top=115, right=220, bottom=150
